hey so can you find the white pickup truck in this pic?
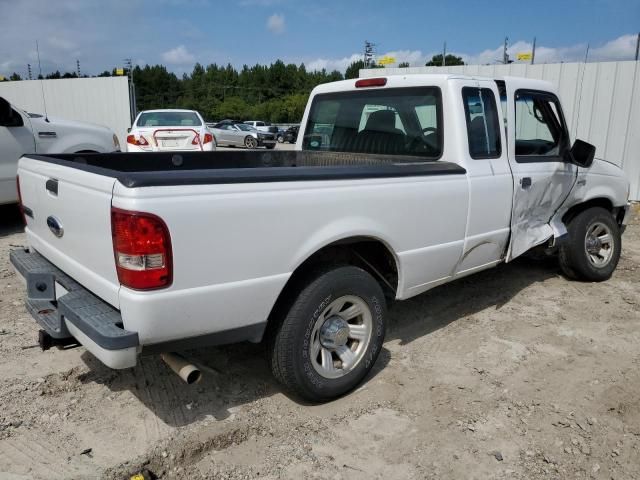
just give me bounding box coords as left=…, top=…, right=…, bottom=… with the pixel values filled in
left=11, top=75, right=630, bottom=401
left=0, top=97, right=121, bottom=205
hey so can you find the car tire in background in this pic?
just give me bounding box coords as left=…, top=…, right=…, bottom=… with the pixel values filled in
left=277, top=135, right=284, bottom=143
left=559, top=207, right=622, bottom=282
left=268, top=265, right=386, bottom=402
left=244, top=136, right=258, bottom=149
left=266, top=144, right=276, bottom=149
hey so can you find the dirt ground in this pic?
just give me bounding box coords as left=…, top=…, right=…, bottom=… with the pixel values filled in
left=0, top=203, right=638, bottom=480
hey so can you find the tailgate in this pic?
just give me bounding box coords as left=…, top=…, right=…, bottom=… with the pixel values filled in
left=18, top=155, right=121, bottom=308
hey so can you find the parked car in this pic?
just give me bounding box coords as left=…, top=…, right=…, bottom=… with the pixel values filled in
left=209, top=122, right=276, bottom=149
left=127, top=109, right=215, bottom=152
left=277, top=125, right=299, bottom=143
left=243, top=120, right=279, bottom=135
left=0, top=97, right=120, bottom=205
left=12, top=74, right=631, bottom=402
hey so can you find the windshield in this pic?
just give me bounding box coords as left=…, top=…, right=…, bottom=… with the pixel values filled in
left=137, top=111, right=202, bottom=127
left=302, top=87, right=442, bottom=158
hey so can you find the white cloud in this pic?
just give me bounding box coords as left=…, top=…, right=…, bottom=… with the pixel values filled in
left=47, top=36, right=77, bottom=51
left=266, top=13, right=285, bottom=34
left=161, top=45, right=195, bottom=64
left=304, top=34, right=639, bottom=73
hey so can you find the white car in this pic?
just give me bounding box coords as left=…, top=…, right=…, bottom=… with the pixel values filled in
left=12, top=74, right=631, bottom=402
left=0, top=97, right=120, bottom=205
left=243, top=120, right=279, bottom=135
left=127, top=109, right=215, bottom=152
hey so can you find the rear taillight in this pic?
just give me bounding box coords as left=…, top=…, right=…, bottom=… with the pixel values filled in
left=191, top=135, right=200, bottom=146
left=111, top=207, right=172, bottom=290
left=16, top=176, right=26, bottom=225
left=355, top=77, right=387, bottom=88
left=203, top=133, right=213, bottom=144
left=126, top=134, right=149, bottom=146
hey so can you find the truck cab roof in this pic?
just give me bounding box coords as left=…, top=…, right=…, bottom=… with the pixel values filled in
left=312, top=74, right=557, bottom=96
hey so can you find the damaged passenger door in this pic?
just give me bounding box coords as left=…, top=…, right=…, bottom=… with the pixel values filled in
left=506, top=86, right=577, bottom=260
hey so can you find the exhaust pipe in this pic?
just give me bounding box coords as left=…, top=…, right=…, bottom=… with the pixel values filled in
left=161, top=352, right=202, bottom=384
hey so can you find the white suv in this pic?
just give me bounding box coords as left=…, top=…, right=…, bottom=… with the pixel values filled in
left=127, top=109, right=215, bottom=152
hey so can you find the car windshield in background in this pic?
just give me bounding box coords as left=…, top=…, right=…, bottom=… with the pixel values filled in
left=137, top=111, right=202, bottom=127
left=302, top=87, right=442, bottom=158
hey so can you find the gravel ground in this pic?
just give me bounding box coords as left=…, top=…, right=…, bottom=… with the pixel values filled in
left=0, top=202, right=638, bottom=480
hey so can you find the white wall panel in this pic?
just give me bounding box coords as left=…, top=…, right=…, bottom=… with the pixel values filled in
left=362, top=61, right=640, bottom=199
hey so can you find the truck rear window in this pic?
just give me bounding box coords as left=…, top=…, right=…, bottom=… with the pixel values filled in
left=303, top=87, right=442, bottom=159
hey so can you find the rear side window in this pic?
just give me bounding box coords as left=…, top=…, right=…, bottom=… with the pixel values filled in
left=303, top=87, right=442, bottom=158
left=462, top=87, right=501, bottom=159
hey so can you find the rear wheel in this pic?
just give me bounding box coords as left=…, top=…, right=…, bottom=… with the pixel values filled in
left=244, top=136, right=258, bottom=149
left=277, top=134, right=284, bottom=143
left=269, top=266, right=386, bottom=402
left=266, top=143, right=276, bottom=150
left=559, top=207, right=621, bottom=281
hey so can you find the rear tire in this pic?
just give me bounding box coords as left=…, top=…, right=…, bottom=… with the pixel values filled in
left=268, top=266, right=386, bottom=402
left=559, top=207, right=621, bottom=281
left=277, top=135, right=284, bottom=143
left=266, top=144, right=276, bottom=150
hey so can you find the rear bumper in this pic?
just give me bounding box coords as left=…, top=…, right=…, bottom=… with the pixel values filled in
left=10, top=248, right=139, bottom=368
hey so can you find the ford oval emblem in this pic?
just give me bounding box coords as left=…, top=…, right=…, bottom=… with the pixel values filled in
left=46, top=216, right=64, bottom=238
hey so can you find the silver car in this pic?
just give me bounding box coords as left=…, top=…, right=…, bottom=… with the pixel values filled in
left=209, top=122, right=276, bottom=149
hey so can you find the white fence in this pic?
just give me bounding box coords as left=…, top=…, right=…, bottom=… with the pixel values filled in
left=361, top=61, right=640, bottom=200
left=0, top=77, right=132, bottom=147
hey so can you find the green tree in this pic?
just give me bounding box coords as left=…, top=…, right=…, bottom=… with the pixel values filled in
left=425, top=54, right=465, bottom=66
left=345, top=60, right=365, bottom=79
left=398, top=62, right=410, bottom=68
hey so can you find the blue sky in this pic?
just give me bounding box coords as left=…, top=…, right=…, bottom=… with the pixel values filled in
left=1, top=0, right=639, bottom=77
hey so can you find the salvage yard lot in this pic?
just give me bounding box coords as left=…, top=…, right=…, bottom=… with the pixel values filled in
left=0, top=204, right=638, bottom=480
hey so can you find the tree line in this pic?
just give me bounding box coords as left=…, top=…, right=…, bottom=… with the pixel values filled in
left=1, top=54, right=463, bottom=123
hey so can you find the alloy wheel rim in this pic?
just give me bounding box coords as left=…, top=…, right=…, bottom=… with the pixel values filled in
left=310, top=295, right=373, bottom=379
left=584, top=222, right=614, bottom=267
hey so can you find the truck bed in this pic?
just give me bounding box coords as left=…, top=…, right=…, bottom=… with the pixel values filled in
left=26, top=150, right=466, bottom=187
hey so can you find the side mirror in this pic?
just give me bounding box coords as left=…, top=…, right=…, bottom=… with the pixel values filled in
left=569, top=139, right=596, bottom=168
left=0, top=97, right=13, bottom=126
left=127, top=127, right=131, bottom=133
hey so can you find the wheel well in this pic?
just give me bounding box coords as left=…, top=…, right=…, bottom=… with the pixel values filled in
left=74, top=150, right=99, bottom=154
left=263, top=238, right=399, bottom=340
left=562, top=198, right=616, bottom=225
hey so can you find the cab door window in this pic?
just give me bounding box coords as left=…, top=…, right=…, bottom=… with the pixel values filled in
left=514, top=90, right=569, bottom=162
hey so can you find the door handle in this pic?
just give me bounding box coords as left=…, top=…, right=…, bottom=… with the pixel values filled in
left=45, top=178, right=58, bottom=195
left=520, top=177, right=532, bottom=188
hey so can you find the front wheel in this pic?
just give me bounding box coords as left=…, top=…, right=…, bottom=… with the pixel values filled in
left=559, top=207, right=621, bottom=281
left=277, top=135, right=284, bottom=143
left=244, top=136, right=258, bottom=149
left=269, top=266, right=386, bottom=402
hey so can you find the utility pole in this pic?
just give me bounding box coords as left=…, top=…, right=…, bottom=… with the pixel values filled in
left=27, top=64, right=32, bottom=80
left=502, top=37, right=509, bottom=64
left=364, top=40, right=376, bottom=68
left=442, top=42, right=446, bottom=66
left=584, top=44, right=590, bottom=63
left=531, top=37, right=536, bottom=65
left=76, top=59, right=81, bottom=78
left=635, top=32, right=639, bottom=61
left=124, top=58, right=136, bottom=121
